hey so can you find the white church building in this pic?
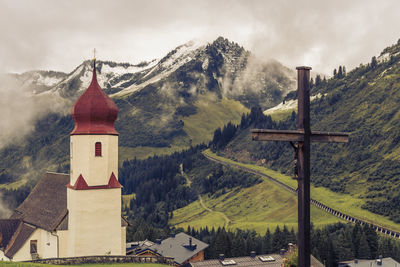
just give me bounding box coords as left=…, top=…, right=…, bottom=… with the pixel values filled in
left=0, top=60, right=127, bottom=261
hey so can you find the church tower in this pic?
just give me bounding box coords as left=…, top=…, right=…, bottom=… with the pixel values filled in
left=67, top=59, right=125, bottom=256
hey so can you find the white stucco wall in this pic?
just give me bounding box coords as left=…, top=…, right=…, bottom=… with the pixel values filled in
left=67, top=187, right=122, bottom=257
left=70, top=135, right=118, bottom=186
left=57, top=230, right=69, bottom=258
left=12, top=228, right=58, bottom=261
left=0, top=250, right=10, bottom=261
left=121, top=226, right=126, bottom=256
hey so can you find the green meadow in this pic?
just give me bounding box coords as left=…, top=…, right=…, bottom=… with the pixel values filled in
left=170, top=157, right=343, bottom=233
left=118, top=96, right=248, bottom=162
left=201, top=149, right=400, bottom=232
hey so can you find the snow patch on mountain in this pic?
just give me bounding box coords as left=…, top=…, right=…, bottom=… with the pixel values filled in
left=113, top=40, right=207, bottom=97
left=159, top=40, right=206, bottom=70
left=32, top=73, right=64, bottom=87
left=264, top=93, right=324, bottom=115
left=101, top=59, right=158, bottom=75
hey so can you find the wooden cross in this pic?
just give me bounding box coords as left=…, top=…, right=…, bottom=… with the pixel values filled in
left=252, top=66, right=349, bottom=267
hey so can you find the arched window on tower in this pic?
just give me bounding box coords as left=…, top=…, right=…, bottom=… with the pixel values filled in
left=95, top=142, right=102, bottom=157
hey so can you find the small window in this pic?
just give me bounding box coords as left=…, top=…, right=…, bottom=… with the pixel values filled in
left=95, top=142, right=102, bottom=157
left=30, top=240, right=37, bottom=254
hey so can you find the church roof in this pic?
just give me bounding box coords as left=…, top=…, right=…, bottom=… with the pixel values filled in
left=4, top=222, right=36, bottom=259
left=0, top=218, right=37, bottom=259
left=70, top=60, right=119, bottom=135
left=10, top=172, right=69, bottom=231
left=0, top=219, right=21, bottom=249
left=3, top=172, right=127, bottom=258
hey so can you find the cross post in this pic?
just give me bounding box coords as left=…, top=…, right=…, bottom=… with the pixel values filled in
left=252, top=66, right=349, bottom=267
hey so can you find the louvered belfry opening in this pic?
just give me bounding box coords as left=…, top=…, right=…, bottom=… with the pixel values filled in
left=95, top=142, right=102, bottom=157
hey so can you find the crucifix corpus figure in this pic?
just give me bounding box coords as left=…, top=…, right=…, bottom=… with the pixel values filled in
left=251, top=66, right=350, bottom=267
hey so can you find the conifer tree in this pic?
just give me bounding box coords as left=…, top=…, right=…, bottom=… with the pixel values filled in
left=263, top=229, right=273, bottom=253
left=335, top=228, right=354, bottom=261
left=357, top=233, right=371, bottom=259
left=315, top=74, right=321, bottom=87
left=338, top=66, right=343, bottom=78
left=362, top=224, right=378, bottom=259
left=352, top=223, right=362, bottom=258
left=371, top=56, right=377, bottom=68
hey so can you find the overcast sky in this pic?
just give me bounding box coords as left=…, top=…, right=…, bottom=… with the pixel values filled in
left=1, top=0, right=400, bottom=75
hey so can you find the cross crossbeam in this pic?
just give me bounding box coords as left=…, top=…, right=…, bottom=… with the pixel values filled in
left=252, top=66, right=349, bottom=267
left=251, top=129, right=349, bottom=143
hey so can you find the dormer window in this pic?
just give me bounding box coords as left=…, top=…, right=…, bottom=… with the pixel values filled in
left=95, top=142, right=102, bottom=157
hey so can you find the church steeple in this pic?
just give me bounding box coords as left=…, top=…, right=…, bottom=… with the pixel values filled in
left=67, top=52, right=124, bottom=257
left=70, top=58, right=118, bottom=135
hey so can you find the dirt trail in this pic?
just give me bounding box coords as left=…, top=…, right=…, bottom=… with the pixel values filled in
left=180, top=164, right=231, bottom=227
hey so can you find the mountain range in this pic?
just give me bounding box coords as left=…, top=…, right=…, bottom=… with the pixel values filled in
left=0, top=37, right=296, bottom=195
left=2, top=36, right=400, bottom=229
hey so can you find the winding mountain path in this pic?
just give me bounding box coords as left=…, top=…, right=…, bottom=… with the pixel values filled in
left=202, top=151, right=400, bottom=239
left=180, top=164, right=231, bottom=227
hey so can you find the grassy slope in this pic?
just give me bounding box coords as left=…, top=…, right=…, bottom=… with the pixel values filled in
left=170, top=181, right=342, bottom=234
left=202, top=149, right=400, bottom=232
left=170, top=150, right=343, bottom=233
left=182, top=96, right=249, bottom=145
left=266, top=109, right=295, bottom=122
left=122, top=193, right=136, bottom=209
left=118, top=97, right=248, bottom=162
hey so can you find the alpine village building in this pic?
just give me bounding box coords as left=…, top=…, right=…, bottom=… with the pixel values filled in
left=0, top=59, right=127, bottom=261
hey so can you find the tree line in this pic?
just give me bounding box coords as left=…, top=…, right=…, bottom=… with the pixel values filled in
left=120, top=143, right=260, bottom=228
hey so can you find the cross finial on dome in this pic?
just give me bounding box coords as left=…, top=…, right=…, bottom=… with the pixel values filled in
left=70, top=48, right=119, bottom=136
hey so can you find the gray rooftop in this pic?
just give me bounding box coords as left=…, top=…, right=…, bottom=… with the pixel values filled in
left=340, top=257, right=400, bottom=267
left=150, top=232, right=208, bottom=265
left=190, top=254, right=284, bottom=267
left=190, top=254, right=324, bottom=267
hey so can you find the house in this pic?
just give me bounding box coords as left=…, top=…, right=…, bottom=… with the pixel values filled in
left=0, top=59, right=127, bottom=261
left=339, top=257, right=400, bottom=267
left=126, top=239, right=156, bottom=255
left=129, top=233, right=208, bottom=266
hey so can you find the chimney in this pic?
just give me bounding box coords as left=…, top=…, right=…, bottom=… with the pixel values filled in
left=219, top=254, right=225, bottom=261
left=170, top=233, right=175, bottom=238
left=155, top=239, right=162, bottom=244
left=377, top=255, right=383, bottom=266
left=189, top=237, right=192, bottom=247
left=250, top=251, right=256, bottom=258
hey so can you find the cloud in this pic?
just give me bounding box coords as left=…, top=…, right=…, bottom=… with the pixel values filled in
left=0, top=74, right=70, bottom=148
left=0, top=193, right=11, bottom=219
left=0, top=0, right=399, bottom=75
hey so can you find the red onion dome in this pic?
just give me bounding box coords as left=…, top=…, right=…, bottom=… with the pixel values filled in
left=70, top=60, right=118, bottom=135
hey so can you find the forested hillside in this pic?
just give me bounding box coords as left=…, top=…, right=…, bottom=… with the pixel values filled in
left=187, top=222, right=400, bottom=266
left=211, top=40, right=400, bottom=223
left=119, top=144, right=261, bottom=228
